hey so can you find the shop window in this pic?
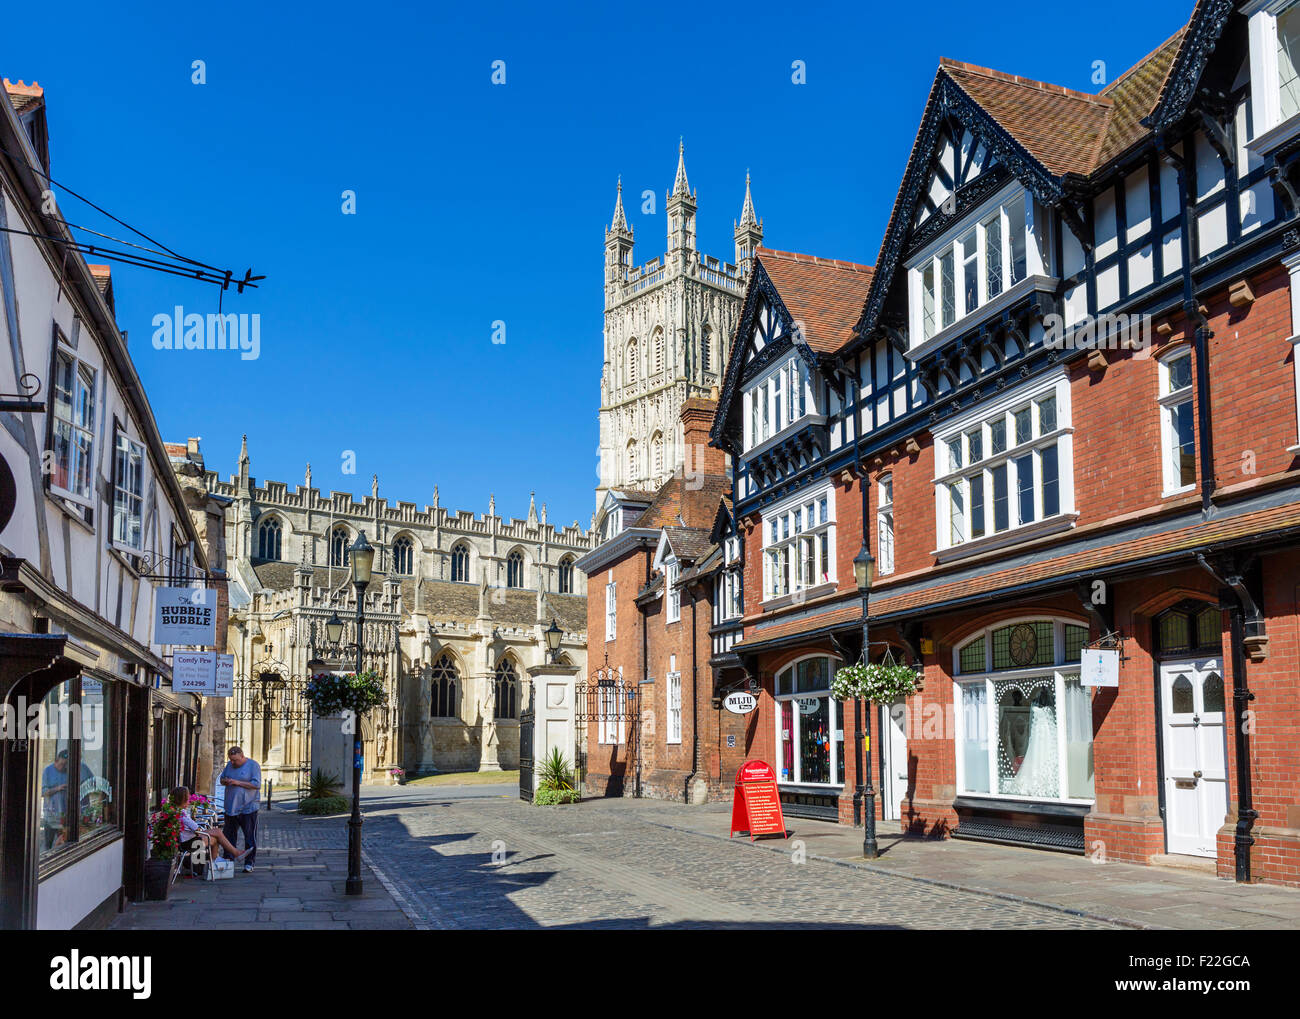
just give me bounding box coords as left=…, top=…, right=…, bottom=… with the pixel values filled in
left=773, top=657, right=844, bottom=787
left=953, top=619, right=1094, bottom=802
left=38, top=677, right=118, bottom=860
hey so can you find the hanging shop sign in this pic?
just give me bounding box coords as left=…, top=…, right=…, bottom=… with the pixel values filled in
left=730, top=759, right=788, bottom=841
left=174, top=650, right=217, bottom=694
left=723, top=691, right=757, bottom=715
left=154, top=587, right=217, bottom=646
left=1081, top=647, right=1120, bottom=688
left=214, top=654, right=235, bottom=697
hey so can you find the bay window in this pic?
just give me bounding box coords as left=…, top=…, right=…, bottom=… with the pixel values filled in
left=1158, top=348, right=1196, bottom=494
left=763, top=487, right=834, bottom=600
left=50, top=348, right=97, bottom=506
left=774, top=657, right=845, bottom=786
left=954, top=619, right=1094, bottom=802
left=934, top=373, right=1073, bottom=553
left=911, top=191, right=1031, bottom=345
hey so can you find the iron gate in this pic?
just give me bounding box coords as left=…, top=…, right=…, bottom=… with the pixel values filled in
left=224, top=658, right=314, bottom=805
left=519, top=685, right=535, bottom=802
left=574, top=661, right=641, bottom=798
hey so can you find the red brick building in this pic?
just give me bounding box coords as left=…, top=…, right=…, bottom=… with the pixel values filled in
left=708, top=0, right=1300, bottom=886
left=576, top=397, right=748, bottom=801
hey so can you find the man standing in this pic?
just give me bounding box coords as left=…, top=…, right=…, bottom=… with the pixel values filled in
left=219, top=746, right=261, bottom=872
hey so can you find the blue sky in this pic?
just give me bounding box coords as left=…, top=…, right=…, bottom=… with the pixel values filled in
left=7, top=0, right=1193, bottom=529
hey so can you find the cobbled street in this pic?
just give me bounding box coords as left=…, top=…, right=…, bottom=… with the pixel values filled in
left=267, top=785, right=1115, bottom=930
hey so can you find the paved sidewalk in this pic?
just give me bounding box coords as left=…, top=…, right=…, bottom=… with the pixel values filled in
left=626, top=799, right=1300, bottom=930
left=110, top=809, right=412, bottom=931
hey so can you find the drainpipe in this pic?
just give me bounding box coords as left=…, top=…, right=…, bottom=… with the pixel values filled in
left=1161, top=137, right=1217, bottom=515
left=1196, top=553, right=1258, bottom=882
left=684, top=580, right=700, bottom=804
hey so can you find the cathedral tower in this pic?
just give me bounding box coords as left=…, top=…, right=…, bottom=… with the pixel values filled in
left=596, top=144, right=761, bottom=511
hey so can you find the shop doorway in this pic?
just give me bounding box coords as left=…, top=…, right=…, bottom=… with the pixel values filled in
left=1158, top=656, right=1228, bottom=858
left=880, top=702, right=908, bottom=821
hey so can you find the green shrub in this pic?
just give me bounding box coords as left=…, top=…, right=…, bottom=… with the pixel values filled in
left=538, top=748, right=574, bottom=791
left=307, top=767, right=343, bottom=799
left=534, top=786, right=580, bottom=805
left=298, top=795, right=349, bottom=815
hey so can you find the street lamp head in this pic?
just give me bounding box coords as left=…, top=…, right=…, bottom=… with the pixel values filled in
left=349, top=531, right=375, bottom=589
left=853, top=544, right=875, bottom=593
left=325, top=611, right=344, bottom=645
left=545, top=617, right=563, bottom=656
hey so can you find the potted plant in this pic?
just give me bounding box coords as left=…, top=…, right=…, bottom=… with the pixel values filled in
left=389, top=767, right=406, bottom=786
left=143, top=802, right=183, bottom=900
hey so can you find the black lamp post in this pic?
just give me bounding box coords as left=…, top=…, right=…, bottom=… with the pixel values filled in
left=853, top=542, right=878, bottom=860
left=345, top=531, right=374, bottom=895
left=544, top=618, right=563, bottom=664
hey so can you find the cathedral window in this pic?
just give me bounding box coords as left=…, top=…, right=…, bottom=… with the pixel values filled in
left=701, top=325, right=712, bottom=373
left=626, top=339, right=639, bottom=386
left=392, top=535, right=414, bottom=575
left=451, top=542, right=471, bottom=583
left=627, top=440, right=638, bottom=480
left=430, top=653, right=459, bottom=718
left=558, top=556, right=575, bottom=594
left=651, top=433, right=664, bottom=479
left=653, top=328, right=664, bottom=375
left=507, top=549, right=524, bottom=588
left=257, top=517, right=283, bottom=561
left=330, top=526, right=350, bottom=566
left=494, top=658, right=519, bottom=719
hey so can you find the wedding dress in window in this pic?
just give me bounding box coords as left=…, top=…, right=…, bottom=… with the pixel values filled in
left=1005, top=703, right=1059, bottom=798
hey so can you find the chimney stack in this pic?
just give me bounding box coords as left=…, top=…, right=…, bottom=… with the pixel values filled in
left=679, top=395, right=726, bottom=478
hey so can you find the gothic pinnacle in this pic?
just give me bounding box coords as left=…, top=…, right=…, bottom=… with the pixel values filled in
left=672, top=138, right=691, bottom=198
left=610, top=176, right=628, bottom=232
left=740, top=170, right=758, bottom=227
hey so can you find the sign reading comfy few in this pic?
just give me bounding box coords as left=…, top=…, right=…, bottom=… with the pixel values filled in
left=730, top=759, right=787, bottom=841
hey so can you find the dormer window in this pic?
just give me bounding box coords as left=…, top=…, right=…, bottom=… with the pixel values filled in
left=910, top=190, right=1033, bottom=348
left=1246, top=0, right=1300, bottom=152
left=743, top=358, right=811, bottom=451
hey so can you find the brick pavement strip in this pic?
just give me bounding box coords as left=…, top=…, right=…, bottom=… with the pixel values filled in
left=114, top=792, right=1300, bottom=930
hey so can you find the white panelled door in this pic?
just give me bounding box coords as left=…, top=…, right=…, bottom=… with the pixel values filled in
left=1159, top=657, right=1229, bottom=857
left=880, top=702, right=909, bottom=821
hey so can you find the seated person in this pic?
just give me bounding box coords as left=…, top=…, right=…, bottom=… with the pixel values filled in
left=169, top=786, right=249, bottom=865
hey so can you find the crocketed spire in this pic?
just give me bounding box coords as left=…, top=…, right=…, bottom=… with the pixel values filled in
left=672, top=138, right=690, bottom=197
left=610, top=176, right=628, bottom=232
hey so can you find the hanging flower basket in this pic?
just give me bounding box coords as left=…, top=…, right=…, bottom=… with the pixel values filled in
left=304, top=669, right=388, bottom=717
left=832, top=649, right=921, bottom=703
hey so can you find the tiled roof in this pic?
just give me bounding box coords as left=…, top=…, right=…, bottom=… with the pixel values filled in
left=940, top=59, right=1112, bottom=177
left=756, top=247, right=875, bottom=354
left=938, top=18, right=1189, bottom=179
left=735, top=498, right=1300, bottom=651
left=633, top=471, right=731, bottom=531
left=3, top=79, right=43, bottom=114
left=1094, top=27, right=1187, bottom=166
left=663, top=526, right=713, bottom=563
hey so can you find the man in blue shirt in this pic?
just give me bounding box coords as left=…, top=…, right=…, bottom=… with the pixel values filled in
left=219, top=746, right=261, bottom=872
left=40, top=749, right=93, bottom=849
